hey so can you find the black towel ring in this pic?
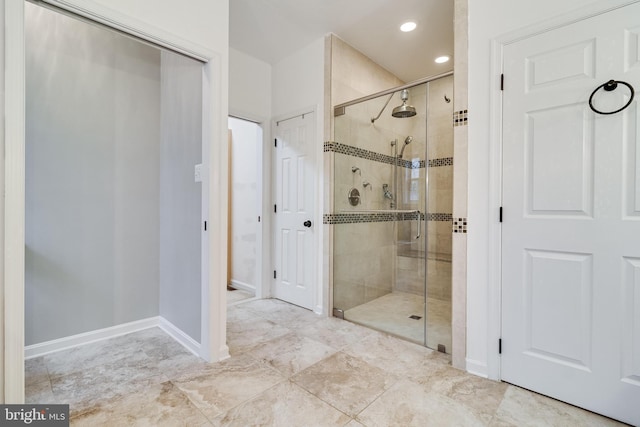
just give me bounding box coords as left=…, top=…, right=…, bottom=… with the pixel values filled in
left=588, top=79, right=635, bottom=115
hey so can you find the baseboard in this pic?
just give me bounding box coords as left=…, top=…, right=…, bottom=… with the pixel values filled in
left=229, top=279, right=255, bottom=293
left=466, top=358, right=489, bottom=378
left=159, top=317, right=201, bottom=357
left=25, top=316, right=203, bottom=360
left=25, top=317, right=160, bottom=359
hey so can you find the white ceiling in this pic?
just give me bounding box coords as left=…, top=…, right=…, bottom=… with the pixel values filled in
left=229, top=0, right=454, bottom=83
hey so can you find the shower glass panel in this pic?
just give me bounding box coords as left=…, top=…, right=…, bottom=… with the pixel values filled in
left=332, top=76, right=453, bottom=352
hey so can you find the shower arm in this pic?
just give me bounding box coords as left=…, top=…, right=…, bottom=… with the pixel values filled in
left=370, top=93, right=395, bottom=123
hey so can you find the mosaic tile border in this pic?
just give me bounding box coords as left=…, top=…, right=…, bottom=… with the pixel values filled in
left=453, top=217, right=467, bottom=233
left=324, top=212, right=452, bottom=225
left=426, top=213, right=453, bottom=222
left=324, top=142, right=452, bottom=169
left=453, top=110, right=468, bottom=127
left=428, top=157, right=453, bottom=167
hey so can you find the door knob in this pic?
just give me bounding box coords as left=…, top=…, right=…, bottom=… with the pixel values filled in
left=303, top=220, right=312, bottom=228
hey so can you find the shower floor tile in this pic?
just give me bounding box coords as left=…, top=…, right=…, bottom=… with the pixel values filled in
left=343, top=292, right=451, bottom=352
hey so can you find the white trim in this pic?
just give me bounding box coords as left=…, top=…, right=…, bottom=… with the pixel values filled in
left=498, top=0, right=639, bottom=46
left=25, top=317, right=160, bottom=359
left=466, top=358, right=489, bottom=378
left=4, top=0, right=25, bottom=404
left=202, top=56, right=230, bottom=363
left=229, top=279, right=256, bottom=293
left=41, top=0, right=214, bottom=61
left=487, top=38, right=504, bottom=381
left=159, top=317, right=201, bottom=357
left=489, top=0, right=640, bottom=382
left=314, top=102, right=325, bottom=316
left=228, top=110, right=265, bottom=125
left=24, top=316, right=202, bottom=360
left=255, top=123, right=265, bottom=301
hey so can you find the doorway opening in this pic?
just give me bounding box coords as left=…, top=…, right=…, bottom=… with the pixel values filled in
left=227, top=116, right=263, bottom=304
left=24, top=1, right=206, bottom=358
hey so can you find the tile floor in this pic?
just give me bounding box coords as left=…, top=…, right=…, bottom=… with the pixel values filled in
left=344, top=292, right=451, bottom=352
left=227, top=288, right=255, bottom=305
left=26, top=298, right=626, bottom=426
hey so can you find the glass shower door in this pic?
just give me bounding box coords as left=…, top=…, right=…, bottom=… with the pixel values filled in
left=332, top=85, right=428, bottom=346
left=331, top=76, right=454, bottom=353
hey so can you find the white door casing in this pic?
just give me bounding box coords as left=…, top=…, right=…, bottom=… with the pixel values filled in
left=274, top=112, right=316, bottom=310
left=501, top=3, right=640, bottom=424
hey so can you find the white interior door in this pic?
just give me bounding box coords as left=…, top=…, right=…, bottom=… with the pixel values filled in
left=274, top=113, right=316, bottom=309
left=501, top=3, right=640, bottom=424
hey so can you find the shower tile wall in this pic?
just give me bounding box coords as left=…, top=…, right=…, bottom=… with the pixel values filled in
left=330, top=35, right=404, bottom=110
left=333, top=89, right=423, bottom=311
left=329, top=34, right=406, bottom=312
left=427, top=76, right=454, bottom=261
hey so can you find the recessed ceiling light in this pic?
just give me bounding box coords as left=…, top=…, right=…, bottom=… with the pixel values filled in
left=400, top=22, right=417, bottom=32
left=435, top=55, right=450, bottom=64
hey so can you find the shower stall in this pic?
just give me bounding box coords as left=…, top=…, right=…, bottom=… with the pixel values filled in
left=331, top=73, right=453, bottom=352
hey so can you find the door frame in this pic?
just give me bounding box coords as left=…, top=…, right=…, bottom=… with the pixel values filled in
left=271, top=106, right=323, bottom=313
left=4, top=0, right=227, bottom=402
left=488, top=0, right=640, bottom=381
left=227, top=114, right=266, bottom=300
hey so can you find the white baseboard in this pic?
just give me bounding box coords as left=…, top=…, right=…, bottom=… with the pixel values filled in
left=466, top=358, right=489, bottom=378
left=229, top=279, right=255, bottom=293
left=25, top=317, right=160, bottom=359
left=159, top=317, right=201, bottom=357
left=25, top=316, right=203, bottom=360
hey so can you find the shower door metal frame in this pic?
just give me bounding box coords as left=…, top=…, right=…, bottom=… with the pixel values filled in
left=422, top=83, right=431, bottom=348
left=334, top=71, right=453, bottom=114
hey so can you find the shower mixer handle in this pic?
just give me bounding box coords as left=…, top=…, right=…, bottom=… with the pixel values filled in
left=303, top=220, right=312, bottom=228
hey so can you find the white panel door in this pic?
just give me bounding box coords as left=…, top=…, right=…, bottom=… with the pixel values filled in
left=274, top=113, right=315, bottom=309
left=502, top=3, right=640, bottom=424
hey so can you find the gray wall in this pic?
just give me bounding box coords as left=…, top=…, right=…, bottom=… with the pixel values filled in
left=0, top=0, right=5, bottom=386
left=159, top=51, right=202, bottom=342
left=25, top=4, right=161, bottom=345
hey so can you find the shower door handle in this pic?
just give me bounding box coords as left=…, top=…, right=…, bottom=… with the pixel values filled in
left=303, top=220, right=312, bottom=228
left=415, top=211, right=421, bottom=239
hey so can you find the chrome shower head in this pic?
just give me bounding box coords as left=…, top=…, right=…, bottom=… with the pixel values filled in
left=398, top=136, right=413, bottom=158
left=392, top=89, right=417, bottom=118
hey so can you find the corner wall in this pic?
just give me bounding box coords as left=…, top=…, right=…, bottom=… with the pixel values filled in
left=49, top=0, right=230, bottom=363
left=159, top=51, right=203, bottom=342
left=0, top=0, right=6, bottom=402
left=24, top=4, right=161, bottom=345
